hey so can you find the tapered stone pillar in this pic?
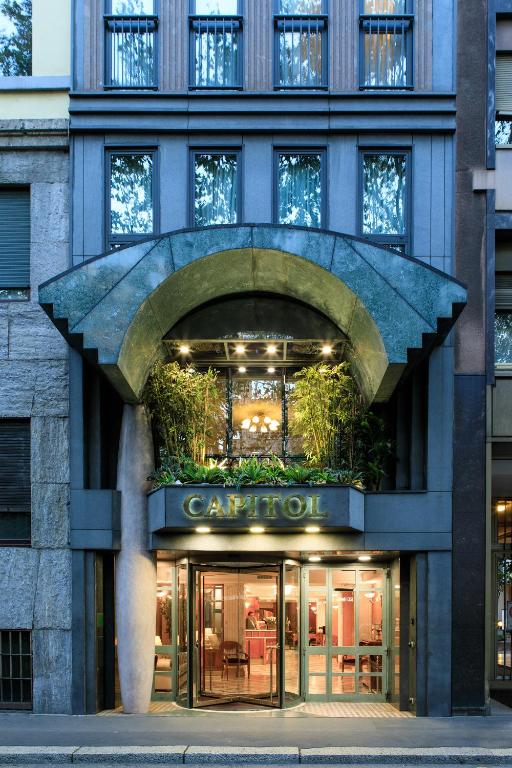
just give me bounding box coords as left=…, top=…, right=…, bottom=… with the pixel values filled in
left=115, top=404, right=156, bottom=714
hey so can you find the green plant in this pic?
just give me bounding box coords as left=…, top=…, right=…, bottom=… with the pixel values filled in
left=143, top=362, right=224, bottom=464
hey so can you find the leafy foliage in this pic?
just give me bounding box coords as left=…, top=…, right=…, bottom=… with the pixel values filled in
left=0, top=0, right=31, bottom=76
left=143, top=362, right=225, bottom=465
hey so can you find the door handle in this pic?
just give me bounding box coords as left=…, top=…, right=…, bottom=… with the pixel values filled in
left=408, top=640, right=415, bottom=649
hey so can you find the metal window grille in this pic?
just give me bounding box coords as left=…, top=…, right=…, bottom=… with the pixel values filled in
left=105, top=15, right=158, bottom=89
left=0, top=631, right=32, bottom=710
left=275, top=15, right=327, bottom=88
left=191, top=16, right=242, bottom=88
left=360, top=14, right=413, bottom=89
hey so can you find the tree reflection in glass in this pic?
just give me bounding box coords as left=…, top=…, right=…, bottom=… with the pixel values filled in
left=278, top=0, right=322, bottom=12
left=194, top=153, right=238, bottom=226
left=278, top=153, right=321, bottom=228
left=195, top=0, right=238, bottom=13
left=363, top=0, right=406, bottom=12
left=279, top=26, right=322, bottom=87
left=194, top=25, right=238, bottom=87
left=110, top=153, right=153, bottom=235
left=362, top=154, right=405, bottom=236
left=111, top=0, right=154, bottom=12
left=495, top=313, right=512, bottom=364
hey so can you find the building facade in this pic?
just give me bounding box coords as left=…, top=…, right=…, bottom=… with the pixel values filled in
left=0, top=0, right=493, bottom=717
left=0, top=0, right=72, bottom=712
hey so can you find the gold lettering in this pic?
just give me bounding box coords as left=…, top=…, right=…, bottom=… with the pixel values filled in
left=247, top=495, right=258, bottom=518
left=183, top=494, right=205, bottom=518
left=228, top=494, right=246, bottom=518
left=207, top=495, right=225, bottom=518
left=259, top=495, right=280, bottom=519
left=309, top=494, right=328, bottom=519
left=283, top=495, right=308, bottom=520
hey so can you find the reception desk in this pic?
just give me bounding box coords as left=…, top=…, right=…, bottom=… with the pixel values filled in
left=245, top=629, right=277, bottom=660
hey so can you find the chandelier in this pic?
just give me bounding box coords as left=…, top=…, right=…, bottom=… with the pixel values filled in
left=241, top=414, right=279, bottom=434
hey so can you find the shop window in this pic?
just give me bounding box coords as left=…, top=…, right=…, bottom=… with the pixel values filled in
left=0, top=419, right=30, bottom=544
left=105, top=0, right=158, bottom=89
left=0, top=630, right=32, bottom=710
left=360, top=151, right=409, bottom=253
left=492, top=445, right=512, bottom=683
left=274, top=0, right=327, bottom=89
left=107, top=151, right=156, bottom=249
left=0, top=0, right=31, bottom=76
left=360, top=0, right=413, bottom=90
left=0, top=187, right=30, bottom=301
left=190, top=0, right=242, bottom=89
left=192, top=151, right=239, bottom=227
left=275, top=151, right=324, bottom=228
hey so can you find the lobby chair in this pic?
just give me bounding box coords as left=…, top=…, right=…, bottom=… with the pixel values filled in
left=220, top=640, right=250, bottom=679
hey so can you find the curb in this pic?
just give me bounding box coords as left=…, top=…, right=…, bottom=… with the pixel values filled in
left=2, top=746, right=512, bottom=765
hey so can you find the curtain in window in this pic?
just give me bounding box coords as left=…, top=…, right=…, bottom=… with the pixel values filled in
left=279, top=0, right=322, bottom=12
left=362, top=154, right=405, bottom=236
left=278, top=24, right=323, bottom=87
left=278, top=153, right=321, bottom=228
left=194, top=154, right=238, bottom=226
left=194, top=22, right=239, bottom=87
left=363, top=23, right=408, bottom=88
left=363, top=0, right=406, bottom=12
left=195, top=0, right=238, bottom=12
left=110, top=154, right=154, bottom=235
left=111, top=0, right=154, bottom=13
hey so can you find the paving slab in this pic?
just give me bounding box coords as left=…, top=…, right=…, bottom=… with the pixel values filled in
left=0, top=747, right=78, bottom=764
left=74, top=747, right=186, bottom=764
left=300, top=747, right=512, bottom=764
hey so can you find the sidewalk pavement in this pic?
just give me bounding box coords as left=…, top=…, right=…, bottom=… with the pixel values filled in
left=2, top=711, right=512, bottom=764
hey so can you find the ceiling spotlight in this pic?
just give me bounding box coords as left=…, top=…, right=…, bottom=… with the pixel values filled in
left=321, top=344, right=332, bottom=355
left=250, top=526, right=265, bottom=534
left=497, top=501, right=507, bottom=513
left=196, top=526, right=211, bottom=534
left=267, top=344, right=277, bottom=355
left=308, top=555, right=322, bottom=562
left=358, top=555, right=372, bottom=562
left=235, top=344, right=245, bottom=354
left=238, top=366, right=247, bottom=373
left=305, top=526, right=321, bottom=534
left=179, top=344, right=190, bottom=354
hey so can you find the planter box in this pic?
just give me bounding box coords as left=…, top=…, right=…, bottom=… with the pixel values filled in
left=148, top=484, right=365, bottom=534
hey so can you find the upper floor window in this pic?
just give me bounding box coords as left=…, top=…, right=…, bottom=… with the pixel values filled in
left=274, top=0, right=327, bottom=89
left=105, top=0, right=158, bottom=89
left=0, top=0, right=31, bottom=76
left=193, top=151, right=239, bottom=226
left=360, top=0, right=413, bottom=90
left=108, top=151, right=156, bottom=249
left=361, top=151, right=409, bottom=252
left=0, top=419, right=30, bottom=544
left=275, top=151, right=324, bottom=228
left=496, top=54, right=512, bottom=146
left=190, top=0, right=242, bottom=89
left=0, top=187, right=30, bottom=301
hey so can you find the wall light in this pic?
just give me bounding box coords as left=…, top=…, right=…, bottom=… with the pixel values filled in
left=308, top=555, right=322, bottom=562
left=267, top=367, right=275, bottom=374
left=179, top=344, right=190, bottom=354
left=358, top=554, right=372, bottom=562
left=238, top=366, right=247, bottom=373
left=305, top=526, right=320, bottom=534
left=196, top=526, right=211, bottom=534
left=249, top=526, right=265, bottom=534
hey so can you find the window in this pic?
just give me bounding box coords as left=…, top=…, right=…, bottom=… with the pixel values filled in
left=274, top=0, right=327, bottom=89
left=0, top=0, right=31, bottom=76
left=495, top=271, right=512, bottom=365
left=275, top=151, right=324, bottom=228
left=0, top=188, right=30, bottom=301
left=0, top=631, right=32, bottom=710
left=0, top=420, right=30, bottom=543
left=360, top=0, right=413, bottom=90
left=190, top=0, right=242, bottom=88
left=496, top=54, right=512, bottom=146
left=108, top=151, right=156, bottom=249
left=360, top=151, right=409, bottom=252
left=193, top=151, right=239, bottom=227
left=105, top=0, right=158, bottom=89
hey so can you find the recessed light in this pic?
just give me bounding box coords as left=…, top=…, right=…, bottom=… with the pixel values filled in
left=308, top=555, right=322, bottom=562
left=179, top=344, right=190, bottom=354
left=305, top=526, right=320, bottom=534
left=267, top=344, right=277, bottom=355
left=238, top=366, right=247, bottom=373
left=196, top=526, right=211, bottom=534
left=249, top=526, right=265, bottom=534
left=267, top=367, right=276, bottom=374
left=235, top=344, right=245, bottom=354
left=358, top=555, right=372, bottom=562
left=321, top=344, right=332, bottom=355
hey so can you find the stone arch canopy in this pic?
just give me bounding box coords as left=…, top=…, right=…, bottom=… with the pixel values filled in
left=39, top=225, right=466, bottom=404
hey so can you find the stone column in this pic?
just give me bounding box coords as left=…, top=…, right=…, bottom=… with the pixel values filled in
left=115, top=404, right=156, bottom=714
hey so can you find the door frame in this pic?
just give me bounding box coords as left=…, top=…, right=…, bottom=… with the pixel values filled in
left=302, top=563, right=390, bottom=701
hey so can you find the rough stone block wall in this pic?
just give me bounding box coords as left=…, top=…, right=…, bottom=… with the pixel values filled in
left=0, top=121, right=71, bottom=713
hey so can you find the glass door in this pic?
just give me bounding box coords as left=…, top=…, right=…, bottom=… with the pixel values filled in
left=193, top=565, right=281, bottom=707
left=281, top=561, right=301, bottom=706
left=176, top=561, right=189, bottom=706
left=304, top=565, right=388, bottom=701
